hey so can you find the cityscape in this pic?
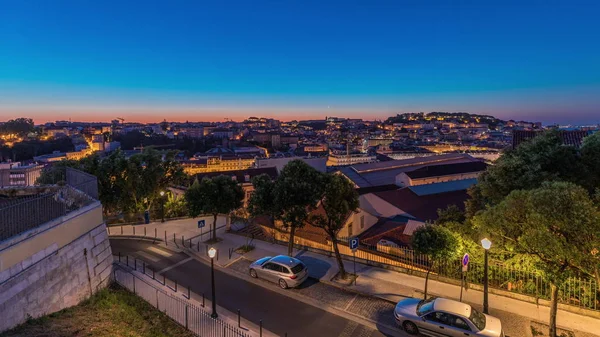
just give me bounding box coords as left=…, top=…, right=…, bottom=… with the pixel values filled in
left=1, top=2, right=600, bottom=337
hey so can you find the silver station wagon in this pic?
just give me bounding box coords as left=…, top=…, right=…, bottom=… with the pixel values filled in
left=249, top=255, right=309, bottom=289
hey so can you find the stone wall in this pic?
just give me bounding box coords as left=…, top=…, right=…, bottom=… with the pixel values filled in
left=0, top=223, right=112, bottom=332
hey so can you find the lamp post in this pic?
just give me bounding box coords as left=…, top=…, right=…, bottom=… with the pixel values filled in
left=481, top=238, right=492, bottom=314
left=159, top=191, right=165, bottom=223
left=208, top=247, right=218, bottom=318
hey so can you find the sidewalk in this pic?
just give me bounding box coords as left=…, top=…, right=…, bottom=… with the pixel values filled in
left=108, top=219, right=600, bottom=337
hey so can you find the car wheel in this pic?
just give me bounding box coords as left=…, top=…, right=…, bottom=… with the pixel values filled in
left=279, top=279, right=288, bottom=289
left=402, top=321, right=419, bottom=335
left=249, top=269, right=257, bottom=278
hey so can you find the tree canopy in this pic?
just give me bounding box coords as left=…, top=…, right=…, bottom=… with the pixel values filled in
left=0, top=118, right=35, bottom=136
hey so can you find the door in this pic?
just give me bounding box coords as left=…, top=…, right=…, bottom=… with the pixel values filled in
left=420, top=312, right=454, bottom=337
left=260, top=262, right=279, bottom=283
left=445, top=315, right=474, bottom=337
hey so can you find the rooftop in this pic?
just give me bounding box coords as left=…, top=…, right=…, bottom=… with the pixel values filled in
left=405, top=161, right=487, bottom=179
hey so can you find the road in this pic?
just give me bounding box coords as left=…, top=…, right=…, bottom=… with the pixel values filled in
left=110, top=239, right=397, bottom=337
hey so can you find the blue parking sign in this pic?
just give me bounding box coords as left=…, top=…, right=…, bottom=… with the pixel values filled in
left=198, top=220, right=205, bottom=228
left=349, top=237, right=359, bottom=251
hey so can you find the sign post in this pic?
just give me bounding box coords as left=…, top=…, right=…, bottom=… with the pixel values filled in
left=460, top=253, right=469, bottom=302
left=198, top=220, right=205, bottom=239
left=349, top=237, right=359, bottom=285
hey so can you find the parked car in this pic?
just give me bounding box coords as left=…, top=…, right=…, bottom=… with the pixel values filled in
left=249, top=255, right=309, bottom=289
left=394, top=297, right=504, bottom=337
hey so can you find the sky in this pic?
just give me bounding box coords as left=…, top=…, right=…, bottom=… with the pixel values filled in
left=1, top=0, right=599, bottom=125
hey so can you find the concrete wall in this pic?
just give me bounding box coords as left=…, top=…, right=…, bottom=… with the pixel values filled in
left=0, top=203, right=112, bottom=332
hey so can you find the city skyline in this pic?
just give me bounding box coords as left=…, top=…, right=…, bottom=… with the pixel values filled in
left=1, top=1, right=599, bottom=125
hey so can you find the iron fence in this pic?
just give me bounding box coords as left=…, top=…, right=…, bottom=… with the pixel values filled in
left=0, top=168, right=97, bottom=242
left=257, top=228, right=599, bottom=312
left=114, top=256, right=253, bottom=337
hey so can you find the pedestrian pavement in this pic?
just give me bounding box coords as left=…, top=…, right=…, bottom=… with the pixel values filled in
left=108, top=218, right=600, bottom=337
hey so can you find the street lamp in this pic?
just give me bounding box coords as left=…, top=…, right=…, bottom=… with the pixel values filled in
left=208, top=247, right=218, bottom=319
left=159, top=191, right=165, bottom=223
left=481, top=238, right=492, bottom=314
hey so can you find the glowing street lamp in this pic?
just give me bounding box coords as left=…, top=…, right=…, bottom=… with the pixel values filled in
left=159, top=191, right=165, bottom=222
left=481, top=238, right=492, bottom=314
left=208, top=247, right=218, bottom=318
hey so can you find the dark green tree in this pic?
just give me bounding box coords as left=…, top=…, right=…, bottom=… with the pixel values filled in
left=310, top=174, right=359, bottom=279
left=248, top=160, right=324, bottom=255
left=185, top=175, right=244, bottom=241
left=411, top=225, right=461, bottom=299
left=0, top=118, right=34, bottom=136
left=466, top=130, right=585, bottom=217
left=581, top=131, right=600, bottom=192
left=473, top=182, right=600, bottom=337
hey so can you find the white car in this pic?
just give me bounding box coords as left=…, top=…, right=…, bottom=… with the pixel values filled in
left=394, top=297, right=504, bottom=337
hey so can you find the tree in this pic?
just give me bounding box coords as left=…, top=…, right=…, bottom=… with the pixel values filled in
left=466, top=130, right=585, bottom=217
left=248, top=160, right=324, bottom=255
left=581, top=131, right=600, bottom=192
left=0, top=118, right=34, bottom=136
left=473, top=182, right=600, bottom=337
left=310, top=174, right=359, bottom=279
left=411, top=225, right=461, bottom=299
left=185, top=175, right=244, bottom=241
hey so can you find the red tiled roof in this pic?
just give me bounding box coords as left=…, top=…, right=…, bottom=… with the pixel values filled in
left=374, top=188, right=468, bottom=222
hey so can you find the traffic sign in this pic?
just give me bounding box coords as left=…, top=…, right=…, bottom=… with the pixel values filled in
left=198, top=220, right=206, bottom=228
left=462, top=253, right=470, bottom=272
left=349, top=237, right=359, bottom=252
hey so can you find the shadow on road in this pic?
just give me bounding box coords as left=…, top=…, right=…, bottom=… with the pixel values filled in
left=295, top=255, right=332, bottom=280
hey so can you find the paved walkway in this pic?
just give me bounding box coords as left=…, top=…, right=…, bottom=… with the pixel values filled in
left=108, top=219, right=600, bottom=337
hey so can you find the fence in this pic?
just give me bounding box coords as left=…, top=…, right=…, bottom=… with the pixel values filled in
left=114, top=258, right=251, bottom=337
left=257, top=226, right=599, bottom=312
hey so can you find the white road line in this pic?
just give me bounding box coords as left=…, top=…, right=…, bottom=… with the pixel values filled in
left=148, top=246, right=173, bottom=257
left=137, top=251, right=160, bottom=262
left=157, top=257, right=193, bottom=274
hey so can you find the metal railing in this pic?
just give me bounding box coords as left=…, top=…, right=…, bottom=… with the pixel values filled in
left=114, top=255, right=254, bottom=337
left=0, top=168, right=97, bottom=242
left=256, top=228, right=599, bottom=312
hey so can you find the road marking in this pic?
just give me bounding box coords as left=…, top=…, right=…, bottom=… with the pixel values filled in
left=148, top=246, right=173, bottom=257
left=338, top=321, right=358, bottom=337
left=157, top=257, right=193, bottom=274
left=344, top=294, right=358, bottom=311
left=136, top=251, right=160, bottom=262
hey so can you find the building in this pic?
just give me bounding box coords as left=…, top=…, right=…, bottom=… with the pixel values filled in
left=512, top=130, right=590, bottom=149
left=0, top=162, right=43, bottom=187
left=338, top=153, right=480, bottom=188
left=326, top=153, right=377, bottom=167
left=255, top=156, right=327, bottom=173
left=180, top=127, right=204, bottom=138
left=395, top=161, right=487, bottom=187
left=181, top=155, right=255, bottom=175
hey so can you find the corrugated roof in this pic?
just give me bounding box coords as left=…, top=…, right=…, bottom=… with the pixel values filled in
left=406, top=161, right=487, bottom=179
left=408, top=178, right=478, bottom=196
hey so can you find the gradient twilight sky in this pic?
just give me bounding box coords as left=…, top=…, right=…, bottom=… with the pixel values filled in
left=1, top=1, right=599, bottom=125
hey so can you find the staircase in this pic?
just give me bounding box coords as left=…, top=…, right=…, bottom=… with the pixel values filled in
left=234, top=222, right=269, bottom=241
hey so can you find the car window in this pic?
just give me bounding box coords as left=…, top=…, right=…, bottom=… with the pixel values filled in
left=424, top=312, right=450, bottom=324
left=290, top=264, right=304, bottom=274
left=272, top=264, right=285, bottom=272
left=280, top=265, right=291, bottom=274
left=416, top=297, right=436, bottom=316
left=449, top=315, right=471, bottom=331
left=264, top=263, right=276, bottom=270
left=469, top=307, right=486, bottom=331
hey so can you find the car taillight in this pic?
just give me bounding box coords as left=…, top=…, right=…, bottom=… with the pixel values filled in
left=289, top=275, right=297, bottom=279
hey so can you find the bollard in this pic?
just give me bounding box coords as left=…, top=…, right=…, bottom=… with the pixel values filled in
left=152, top=268, right=155, bottom=279
left=175, top=279, right=178, bottom=292
left=133, top=226, right=135, bottom=236
left=118, top=252, right=121, bottom=262
left=187, top=286, right=190, bottom=299
left=188, top=238, right=192, bottom=248
left=143, top=262, right=145, bottom=274
left=126, top=255, right=129, bottom=266
left=202, top=293, right=205, bottom=307
left=155, top=228, right=157, bottom=238
left=121, top=226, right=123, bottom=235
left=197, top=241, right=200, bottom=252
left=260, top=320, right=263, bottom=337
left=173, top=233, right=176, bottom=243
left=238, top=309, right=241, bottom=328
left=181, top=235, right=184, bottom=246
left=144, top=227, right=147, bottom=236
left=164, top=231, right=167, bottom=243
left=134, top=258, right=137, bottom=270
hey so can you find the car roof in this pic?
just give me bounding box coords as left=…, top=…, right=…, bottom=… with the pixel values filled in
left=269, top=255, right=302, bottom=267
left=433, top=298, right=472, bottom=317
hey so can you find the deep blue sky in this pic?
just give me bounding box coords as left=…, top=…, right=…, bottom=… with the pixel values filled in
left=1, top=0, right=599, bottom=124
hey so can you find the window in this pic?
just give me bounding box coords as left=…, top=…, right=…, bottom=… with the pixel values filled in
left=348, top=223, right=353, bottom=237
left=291, top=264, right=305, bottom=274
left=416, top=297, right=436, bottom=316
left=451, top=316, right=471, bottom=331
left=469, top=307, right=486, bottom=330
left=360, top=215, right=365, bottom=229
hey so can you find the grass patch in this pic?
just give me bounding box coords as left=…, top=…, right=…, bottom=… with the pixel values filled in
left=1, top=284, right=195, bottom=337
left=235, top=244, right=255, bottom=254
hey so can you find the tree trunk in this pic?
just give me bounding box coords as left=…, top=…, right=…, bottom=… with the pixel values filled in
left=287, top=225, right=296, bottom=256
left=212, top=213, right=218, bottom=241
left=549, top=283, right=559, bottom=337
left=424, top=269, right=431, bottom=299
left=331, top=235, right=346, bottom=279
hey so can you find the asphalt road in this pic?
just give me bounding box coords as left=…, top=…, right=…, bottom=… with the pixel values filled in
left=110, top=239, right=394, bottom=337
